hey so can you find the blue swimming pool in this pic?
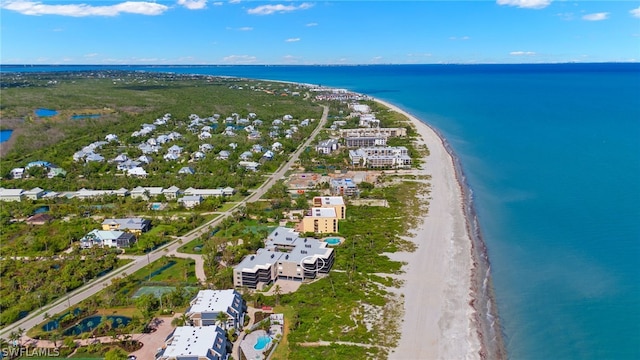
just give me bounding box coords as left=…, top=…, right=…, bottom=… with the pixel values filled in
left=253, top=335, right=271, bottom=351
left=324, top=238, right=341, bottom=245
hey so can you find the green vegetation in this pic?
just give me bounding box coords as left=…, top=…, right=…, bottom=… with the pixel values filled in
left=0, top=248, right=122, bottom=326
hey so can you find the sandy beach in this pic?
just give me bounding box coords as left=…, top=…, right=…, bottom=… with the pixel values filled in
left=373, top=98, right=489, bottom=360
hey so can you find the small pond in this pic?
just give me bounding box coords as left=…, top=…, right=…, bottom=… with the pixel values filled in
left=34, top=108, right=58, bottom=117
left=63, top=315, right=131, bottom=336
left=0, top=129, right=13, bottom=143
left=71, top=114, right=101, bottom=120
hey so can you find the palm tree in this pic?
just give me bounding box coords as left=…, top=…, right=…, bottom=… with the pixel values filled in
left=273, top=284, right=282, bottom=306
left=216, top=311, right=228, bottom=330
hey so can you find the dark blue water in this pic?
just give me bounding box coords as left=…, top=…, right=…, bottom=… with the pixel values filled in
left=4, top=64, right=640, bottom=359
left=0, top=129, right=13, bottom=143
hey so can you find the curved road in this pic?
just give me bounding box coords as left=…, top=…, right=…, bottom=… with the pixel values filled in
left=0, top=105, right=328, bottom=340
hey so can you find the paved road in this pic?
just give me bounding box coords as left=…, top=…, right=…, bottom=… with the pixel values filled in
left=0, top=105, right=328, bottom=340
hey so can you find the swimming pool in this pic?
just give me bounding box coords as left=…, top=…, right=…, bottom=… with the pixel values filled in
left=324, top=238, right=341, bottom=245
left=253, top=335, right=271, bottom=351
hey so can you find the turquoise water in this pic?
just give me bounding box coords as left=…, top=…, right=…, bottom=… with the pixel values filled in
left=71, top=114, right=101, bottom=120
left=34, top=108, right=58, bottom=117
left=0, top=129, right=12, bottom=143
left=33, top=206, right=49, bottom=214
left=324, top=238, right=341, bottom=245
left=253, top=335, right=271, bottom=351
left=4, top=64, right=640, bottom=359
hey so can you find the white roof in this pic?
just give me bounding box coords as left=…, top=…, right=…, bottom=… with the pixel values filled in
left=162, top=326, right=224, bottom=358
left=0, top=188, right=24, bottom=196
left=188, top=289, right=238, bottom=314
left=316, top=196, right=345, bottom=206
left=309, top=207, right=337, bottom=218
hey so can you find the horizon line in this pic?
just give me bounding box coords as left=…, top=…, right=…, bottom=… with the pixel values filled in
left=1, top=61, right=639, bottom=67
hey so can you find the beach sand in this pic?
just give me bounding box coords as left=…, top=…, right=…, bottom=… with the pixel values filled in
left=373, top=99, right=488, bottom=360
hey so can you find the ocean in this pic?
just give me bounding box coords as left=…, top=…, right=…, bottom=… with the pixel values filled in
left=2, top=63, right=639, bottom=359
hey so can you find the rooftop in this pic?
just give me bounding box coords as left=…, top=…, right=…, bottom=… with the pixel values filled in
left=188, top=289, right=240, bottom=314
left=162, top=326, right=226, bottom=359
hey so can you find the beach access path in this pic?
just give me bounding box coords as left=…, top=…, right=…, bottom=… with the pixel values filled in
left=375, top=99, right=482, bottom=360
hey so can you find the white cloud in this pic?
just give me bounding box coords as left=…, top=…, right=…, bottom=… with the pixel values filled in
left=222, top=55, right=257, bottom=64
left=229, top=0, right=240, bottom=3
left=285, top=38, right=300, bottom=42
left=84, top=53, right=99, bottom=57
left=1, top=0, right=169, bottom=16
left=177, top=0, right=207, bottom=10
left=582, top=12, right=609, bottom=21
left=306, top=22, right=318, bottom=27
left=629, top=7, right=640, bottom=18
left=510, top=51, right=536, bottom=56
left=247, top=2, right=313, bottom=15
left=449, top=36, right=471, bottom=41
left=496, top=0, right=551, bottom=9
left=212, top=1, right=223, bottom=5
left=238, top=26, right=253, bottom=31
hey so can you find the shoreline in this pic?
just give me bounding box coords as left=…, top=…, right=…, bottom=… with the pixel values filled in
left=372, top=98, right=506, bottom=359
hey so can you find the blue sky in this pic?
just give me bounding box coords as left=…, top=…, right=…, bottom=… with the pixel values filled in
left=1, top=0, right=639, bottom=64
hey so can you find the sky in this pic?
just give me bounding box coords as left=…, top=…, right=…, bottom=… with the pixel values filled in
left=1, top=0, right=639, bottom=64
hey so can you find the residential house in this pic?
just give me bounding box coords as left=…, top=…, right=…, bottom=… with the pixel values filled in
left=47, top=167, right=67, bottom=178
left=238, top=161, right=260, bottom=172
left=131, top=186, right=163, bottom=200
left=247, top=131, right=261, bottom=140
left=127, top=167, right=148, bottom=178
left=24, top=187, right=45, bottom=200
left=198, top=131, right=212, bottom=140
left=102, top=217, right=151, bottom=235
left=178, top=167, right=195, bottom=175
left=80, top=229, right=136, bottom=249
left=26, top=213, right=54, bottom=225
left=186, top=290, right=246, bottom=330
left=217, top=150, right=230, bottom=160
left=199, top=144, right=214, bottom=153
left=178, top=195, right=203, bottom=209
left=262, top=150, right=274, bottom=160
left=156, top=326, right=228, bottom=360
left=137, top=155, right=153, bottom=164
left=84, top=153, right=105, bottom=163
left=0, top=188, right=23, bottom=202
left=10, top=168, right=24, bottom=179
left=74, top=188, right=115, bottom=199
left=117, top=160, right=141, bottom=171
left=192, top=151, right=206, bottom=161
left=239, top=151, right=253, bottom=161
left=271, top=142, right=283, bottom=151
left=162, top=186, right=181, bottom=200
left=167, top=145, right=183, bottom=155
left=315, top=139, right=339, bottom=155
left=105, top=134, right=118, bottom=142
left=183, top=187, right=235, bottom=198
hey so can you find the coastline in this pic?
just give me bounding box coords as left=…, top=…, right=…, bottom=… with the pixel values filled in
left=372, top=98, right=505, bottom=360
